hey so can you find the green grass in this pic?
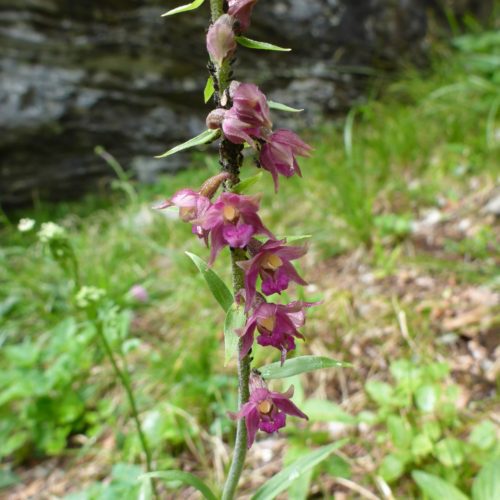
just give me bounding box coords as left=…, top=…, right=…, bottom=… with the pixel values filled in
left=0, top=30, right=499, bottom=498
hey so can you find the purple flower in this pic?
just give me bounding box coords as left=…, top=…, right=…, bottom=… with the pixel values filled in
left=239, top=300, right=316, bottom=364
left=206, top=15, right=236, bottom=66
left=156, top=189, right=211, bottom=241
left=227, top=0, right=258, bottom=33
left=229, top=372, right=308, bottom=448
left=238, top=239, right=307, bottom=311
left=259, top=130, right=312, bottom=191
left=196, top=193, right=274, bottom=264
left=129, top=285, right=149, bottom=303
left=230, top=82, right=272, bottom=131
left=221, top=107, right=262, bottom=147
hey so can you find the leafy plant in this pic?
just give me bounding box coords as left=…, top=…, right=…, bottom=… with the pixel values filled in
left=362, top=359, right=499, bottom=494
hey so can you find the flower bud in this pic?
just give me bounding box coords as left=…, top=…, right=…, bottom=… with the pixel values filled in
left=199, top=172, right=231, bottom=199
left=206, top=108, right=226, bottom=130
left=228, top=0, right=258, bottom=33
left=206, top=14, right=236, bottom=66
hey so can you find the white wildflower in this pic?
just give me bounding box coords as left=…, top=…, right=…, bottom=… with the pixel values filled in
left=37, top=222, right=66, bottom=243
left=18, top=218, right=36, bottom=232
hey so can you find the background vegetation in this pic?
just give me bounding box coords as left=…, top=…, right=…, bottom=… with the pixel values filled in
left=0, top=28, right=498, bottom=499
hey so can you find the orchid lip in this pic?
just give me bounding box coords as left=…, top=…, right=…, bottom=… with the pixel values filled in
left=223, top=205, right=240, bottom=222
left=257, top=315, right=276, bottom=332
left=262, top=253, right=283, bottom=271
left=257, top=400, right=273, bottom=415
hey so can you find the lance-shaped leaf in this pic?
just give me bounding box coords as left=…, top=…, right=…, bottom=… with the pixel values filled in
left=139, top=471, right=217, bottom=500
left=162, top=0, right=205, bottom=17
left=236, top=36, right=291, bottom=52
left=156, top=129, right=219, bottom=159
left=233, top=172, right=263, bottom=194
left=204, top=76, right=215, bottom=103
left=412, top=471, right=469, bottom=500
left=251, top=440, right=348, bottom=500
left=186, top=252, right=233, bottom=312
left=224, top=303, right=246, bottom=365
left=472, top=459, right=500, bottom=500
left=268, top=101, right=304, bottom=113
left=259, top=356, right=352, bottom=380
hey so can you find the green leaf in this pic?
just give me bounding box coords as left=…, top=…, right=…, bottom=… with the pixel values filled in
left=301, top=399, right=355, bottom=424
left=268, top=101, right=304, bottom=113
left=236, top=36, right=291, bottom=52
left=259, top=356, right=351, bottom=380
left=0, top=469, right=20, bottom=489
left=469, top=421, right=497, bottom=450
left=412, top=470, right=469, bottom=500
left=233, top=172, right=264, bottom=194
left=282, top=235, right=312, bottom=244
left=416, top=384, right=438, bottom=412
left=472, top=459, right=500, bottom=500
left=435, top=438, right=464, bottom=467
left=140, top=471, right=217, bottom=500
left=387, top=415, right=413, bottom=449
left=204, top=76, right=215, bottom=103
left=251, top=440, right=348, bottom=500
left=155, top=129, right=219, bottom=158
left=224, top=303, right=245, bottom=365
left=411, top=434, right=434, bottom=458
left=365, top=381, right=395, bottom=406
left=185, top=252, right=233, bottom=312
left=162, top=0, right=205, bottom=17
left=379, top=454, right=405, bottom=483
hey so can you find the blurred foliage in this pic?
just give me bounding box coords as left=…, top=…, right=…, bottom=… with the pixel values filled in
left=0, top=29, right=498, bottom=498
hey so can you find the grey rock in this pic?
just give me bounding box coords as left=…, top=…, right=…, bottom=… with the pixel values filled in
left=0, top=0, right=492, bottom=206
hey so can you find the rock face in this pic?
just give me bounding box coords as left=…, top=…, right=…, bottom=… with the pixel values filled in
left=0, top=0, right=488, bottom=206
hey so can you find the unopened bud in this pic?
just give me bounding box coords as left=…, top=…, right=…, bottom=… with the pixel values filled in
left=206, top=108, right=226, bottom=130
left=206, top=14, right=236, bottom=66
left=199, top=172, right=232, bottom=199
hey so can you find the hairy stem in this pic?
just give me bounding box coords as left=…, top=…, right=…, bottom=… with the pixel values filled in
left=221, top=250, right=251, bottom=500
left=208, top=1, right=252, bottom=498
left=210, top=0, right=223, bottom=21
left=95, top=321, right=158, bottom=499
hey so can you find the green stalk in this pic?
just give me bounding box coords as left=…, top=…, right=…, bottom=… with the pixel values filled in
left=209, top=1, right=252, bottom=498
left=210, top=0, right=223, bottom=21
left=95, top=321, right=158, bottom=499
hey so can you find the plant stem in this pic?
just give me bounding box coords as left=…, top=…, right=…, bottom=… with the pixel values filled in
left=208, top=1, right=252, bottom=497
left=210, top=0, right=223, bottom=21
left=95, top=321, right=158, bottom=499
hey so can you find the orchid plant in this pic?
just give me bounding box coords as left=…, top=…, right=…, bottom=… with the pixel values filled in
left=143, top=1, right=350, bottom=498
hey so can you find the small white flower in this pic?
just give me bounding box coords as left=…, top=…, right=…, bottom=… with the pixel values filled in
left=76, top=286, right=106, bottom=309
left=37, top=222, right=66, bottom=243
left=18, top=218, right=36, bottom=232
